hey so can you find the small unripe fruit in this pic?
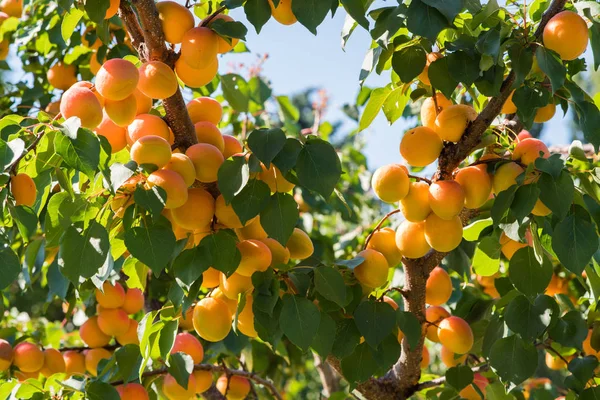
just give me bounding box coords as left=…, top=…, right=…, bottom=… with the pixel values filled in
left=95, top=58, right=139, bottom=101
left=396, top=220, right=430, bottom=259
left=420, top=93, right=452, bottom=128
left=116, top=319, right=140, bottom=346
left=147, top=169, right=189, bottom=209
left=400, top=126, right=442, bottom=167
left=176, top=57, right=218, bottom=88
left=454, top=166, right=492, bottom=209
left=216, top=375, right=251, bottom=400
left=63, top=351, right=86, bottom=376
left=47, top=62, right=77, bottom=90
left=434, top=104, right=478, bottom=143
left=534, top=103, right=556, bottom=123
left=223, top=135, right=243, bottom=159
left=193, top=297, right=232, bottom=342
left=353, top=249, right=389, bottom=289
left=163, top=373, right=197, bottom=400
left=130, top=135, right=172, bottom=168
left=492, top=162, right=524, bottom=194
left=366, top=227, right=403, bottom=267
left=286, top=228, right=314, bottom=260
left=438, top=316, right=474, bottom=355
left=97, top=308, right=130, bottom=337
left=95, top=281, right=126, bottom=309
left=425, top=306, right=450, bottom=342
left=10, top=173, right=36, bottom=207
left=116, top=383, right=150, bottom=400
left=164, top=153, right=196, bottom=187
left=127, top=114, right=171, bottom=146
left=181, top=27, right=219, bottom=69
left=137, top=61, right=178, bottom=99
left=426, top=267, right=452, bottom=306
left=156, top=1, right=195, bottom=44
left=424, top=213, right=463, bottom=252
left=238, top=293, right=258, bottom=338
left=187, top=97, right=223, bottom=125
left=85, top=348, right=111, bottom=376
left=440, top=345, right=467, bottom=367
left=171, top=332, right=204, bottom=363
left=171, top=188, right=215, bottom=230
left=80, top=316, right=112, bottom=348
left=122, top=288, right=144, bottom=314
left=371, top=164, right=410, bottom=203
left=0, top=340, right=12, bottom=371
left=512, top=138, right=550, bottom=165
left=268, top=0, right=297, bottom=25
left=545, top=352, right=567, bottom=370
left=95, top=112, right=127, bottom=153
left=428, top=180, right=465, bottom=220
left=186, top=143, right=224, bottom=183
left=60, top=86, right=103, bottom=129
left=543, top=11, right=589, bottom=60
left=400, top=181, right=431, bottom=222
left=40, top=348, right=66, bottom=377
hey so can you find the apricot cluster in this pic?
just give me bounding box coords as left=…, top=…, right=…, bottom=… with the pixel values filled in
left=0, top=0, right=23, bottom=61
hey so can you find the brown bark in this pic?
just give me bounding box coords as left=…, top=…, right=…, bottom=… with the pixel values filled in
left=314, top=353, right=341, bottom=396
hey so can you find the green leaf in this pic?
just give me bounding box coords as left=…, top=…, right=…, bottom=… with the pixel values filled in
left=489, top=335, right=538, bottom=385
left=10, top=205, right=38, bottom=241
left=168, top=352, right=194, bottom=389
left=291, top=0, right=331, bottom=35
left=446, top=365, right=474, bottom=391
left=47, top=260, right=69, bottom=299
left=279, top=294, right=321, bottom=350
left=54, top=126, right=101, bottom=180
left=314, top=266, right=347, bottom=307
left=422, top=0, right=462, bottom=22
left=447, top=50, right=480, bottom=87
left=340, top=0, right=369, bottom=29
left=567, top=356, right=599, bottom=392
left=513, top=86, right=550, bottom=128
left=552, top=211, right=599, bottom=275
left=341, top=342, right=379, bottom=384
left=475, top=28, right=500, bottom=59
left=160, top=320, right=179, bottom=360
left=353, top=300, right=396, bottom=348
left=296, top=138, right=342, bottom=199
left=511, top=184, right=539, bottom=221
left=124, top=222, right=176, bottom=275
left=359, top=85, right=391, bottom=131
left=247, top=128, right=287, bottom=168
left=62, top=8, right=84, bottom=42
left=221, top=74, right=250, bottom=112
left=392, top=46, right=427, bottom=83
left=105, top=162, right=136, bottom=195
left=509, top=247, right=552, bottom=296
left=371, top=334, right=401, bottom=372
left=276, top=96, right=300, bottom=122
left=311, top=311, right=336, bottom=357
left=260, top=192, right=299, bottom=245
left=59, top=221, right=110, bottom=283
left=0, top=247, right=20, bottom=290
left=209, top=18, right=248, bottom=40
left=538, top=171, right=574, bottom=220
left=397, top=310, right=421, bottom=350
left=252, top=270, right=280, bottom=315
left=244, top=0, right=271, bottom=33
left=218, top=156, right=249, bottom=203
left=472, top=236, right=501, bottom=276
left=590, top=21, right=600, bottom=71
left=115, top=345, right=142, bottom=383
left=86, top=381, right=119, bottom=400
left=406, top=0, right=450, bottom=41
left=84, top=0, right=110, bottom=23
left=382, top=86, right=410, bottom=125
left=200, top=230, right=241, bottom=276
left=582, top=387, right=600, bottom=400
left=428, top=58, right=458, bottom=99
left=173, top=246, right=211, bottom=285
left=504, top=294, right=557, bottom=341
left=133, top=186, right=166, bottom=221
left=508, top=43, right=533, bottom=89
left=332, top=318, right=361, bottom=358
left=272, top=138, right=303, bottom=174
left=0, top=138, right=23, bottom=170
left=549, top=310, right=587, bottom=349
left=231, top=179, right=271, bottom=225
left=535, top=46, right=566, bottom=93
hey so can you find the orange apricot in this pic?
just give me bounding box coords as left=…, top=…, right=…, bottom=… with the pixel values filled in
left=440, top=345, right=467, bottom=367
left=214, top=195, right=244, bottom=228
left=212, top=287, right=239, bottom=315
left=97, top=308, right=130, bottom=337
left=223, top=135, right=243, bottom=158
left=353, top=249, right=389, bottom=289
left=219, top=272, right=253, bottom=300
left=127, top=113, right=171, bottom=146
left=164, top=153, right=196, bottom=187
left=420, top=93, right=453, bottom=128
left=438, top=316, right=474, bottom=354
left=425, top=306, right=450, bottom=342
left=193, top=297, right=232, bottom=342
left=428, top=180, right=465, bottom=219
left=545, top=274, right=570, bottom=297
left=181, top=27, right=219, bottom=69
left=60, top=86, right=103, bottom=129
left=366, top=227, right=402, bottom=267
left=518, top=130, right=532, bottom=140
left=426, top=267, right=452, bottom=306
left=105, top=93, right=137, bottom=127
left=147, top=169, right=189, bottom=209
left=532, top=199, right=552, bottom=216
left=512, top=138, right=549, bottom=165
left=171, top=332, right=204, bottom=363
left=583, top=329, right=600, bottom=358
left=195, top=121, right=225, bottom=152
left=163, top=372, right=197, bottom=400
left=116, top=319, right=140, bottom=346
left=95, top=58, right=139, bottom=101
left=534, top=103, right=556, bottom=123
left=400, top=181, right=431, bottom=222
left=202, top=267, right=221, bottom=289
left=454, top=165, right=492, bottom=209
left=85, top=348, right=111, bottom=376
left=63, top=351, right=86, bottom=376
left=434, top=104, right=478, bottom=143
left=286, top=228, right=314, bottom=260
left=186, top=143, right=224, bottom=183
left=235, top=217, right=268, bottom=241
left=421, top=346, right=430, bottom=369
left=260, top=238, right=291, bottom=267
left=418, top=52, right=443, bottom=86
left=47, top=62, right=77, bottom=90
left=96, top=281, right=126, bottom=309
left=71, top=80, right=105, bottom=106
left=543, top=11, right=589, bottom=60
left=545, top=352, right=567, bottom=370
left=0, top=0, right=22, bottom=17
left=175, top=56, right=218, bottom=89
left=258, top=163, right=294, bottom=192
left=187, top=97, right=223, bottom=125
left=171, top=188, right=215, bottom=230
left=424, top=214, right=463, bottom=252
left=0, top=340, right=12, bottom=371
left=156, top=1, right=195, bottom=44
left=80, top=316, right=112, bottom=348
left=500, top=232, right=528, bottom=260
left=400, top=126, right=443, bottom=167
left=194, top=370, right=213, bottom=394
left=268, top=0, right=297, bottom=25
left=130, top=135, right=172, bottom=168
left=395, top=220, right=431, bottom=259
left=116, top=383, right=150, bottom=400
left=138, top=61, right=178, bottom=99
left=104, top=0, right=119, bottom=18
left=208, top=14, right=240, bottom=53
left=236, top=239, right=272, bottom=276
left=40, top=348, right=65, bottom=377
left=95, top=112, right=127, bottom=153
left=179, top=307, right=195, bottom=331
left=122, top=288, right=144, bottom=314
left=238, top=293, right=258, bottom=338
left=459, top=373, right=489, bottom=400
left=502, top=90, right=517, bottom=114
left=216, top=375, right=251, bottom=400
left=492, top=162, right=524, bottom=194
left=371, top=163, right=410, bottom=203
left=383, top=296, right=399, bottom=310
left=133, top=89, right=152, bottom=115
left=10, top=173, right=36, bottom=207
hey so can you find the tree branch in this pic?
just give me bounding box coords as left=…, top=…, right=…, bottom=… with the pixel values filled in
left=415, top=364, right=490, bottom=391
left=363, top=209, right=401, bottom=250
left=314, top=353, right=341, bottom=397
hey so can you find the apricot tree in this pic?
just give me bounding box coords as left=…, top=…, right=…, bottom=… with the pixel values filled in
left=1, top=0, right=600, bottom=399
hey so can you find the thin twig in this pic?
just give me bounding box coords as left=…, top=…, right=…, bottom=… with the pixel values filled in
left=200, top=5, right=228, bottom=26
left=544, top=344, right=571, bottom=366
left=431, top=86, right=440, bottom=115
left=378, top=287, right=408, bottom=300
left=363, top=209, right=402, bottom=250
left=8, top=130, right=46, bottom=177
left=415, top=364, right=490, bottom=391
left=407, top=174, right=432, bottom=184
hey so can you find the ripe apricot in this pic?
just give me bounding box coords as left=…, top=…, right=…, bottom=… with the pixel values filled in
left=98, top=308, right=130, bottom=337
left=440, top=345, right=467, bottom=367
left=187, top=97, right=223, bottom=125
left=40, top=348, right=65, bottom=377
left=163, top=372, right=197, bottom=400
left=71, top=80, right=105, bottom=106
left=171, top=188, right=215, bottom=230
left=459, top=373, right=489, bottom=400
left=10, top=173, right=36, bottom=207
left=286, top=228, right=315, bottom=260
left=500, top=232, right=528, bottom=260
left=164, top=153, right=196, bottom=187
left=181, top=27, right=219, bottom=69
left=137, top=61, right=178, bottom=99
left=532, top=199, right=552, bottom=216
left=0, top=0, right=22, bottom=17
left=133, top=89, right=152, bottom=115
left=60, top=86, right=103, bottom=129
left=371, top=164, right=410, bottom=203
left=583, top=329, right=600, bottom=358
left=354, top=249, right=389, bottom=289
left=396, top=220, right=431, bottom=259
left=434, top=104, right=478, bottom=143
left=104, top=0, right=119, bottom=18
left=418, top=52, right=443, bottom=86
left=63, top=351, right=86, bottom=376
left=421, top=93, right=452, bottom=128
left=0, top=39, right=8, bottom=61
left=96, top=281, right=126, bottom=309
left=512, top=138, right=549, bottom=165
left=116, top=319, right=140, bottom=346
left=89, top=51, right=102, bottom=75
left=383, top=296, right=399, bottom=310
left=123, top=288, right=144, bottom=314
left=400, top=126, right=443, bottom=167
left=95, top=58, right=139, bottom=101
left=171, top=332, right=204, bottom=363
left=428, top=180, right=465, bottom=219
left=216, top=375, right=251, bottom=400
left=186, top=143, right=224, bottom=183
left=202, top=267, right=221, bottom=289
left=223, top=135, right=243, bottom=159
left=212, top=287, right=239, bottom=315
left=85, top=348, right=111, bottom=376
left=0, top=340, right=12, bottom=371
left=502, top=90, right=517, bottom=114
left=105, top=93, right=137, bottom=127
left=543, top=11, right=589, bottom=60
left=258, top=163, right=294, bottom=192
left=208, top=14, right=240, bottom=53
left=438, top=316, right=474, bottom=354
left=147, top=169, right=189, bottom=209
left=366, top=227, right=402, bottom=267
left=179, top=307, right=195, bottom=331
left=454, top=165, right=492, bottom=209
left=215, top=195, right=244, bottom=228
left=424, top=214, right=463, bottom=252
left=194, top=370, right=213, bottom=394
left=425, top=306, right=450, bottom=342
left=156, top=1, right=195, bottom=44
left=195, top=121, right=225, bottom=152
left=127, top=113, right=171, bottom=145
left=95, top=112, right=127, bottom=153
left=175, top=56, right=218, bottom=89
left=426, top=267, right=452, bottom=306
left=44, top=100, right=61, bottom=116
left=518, top=130, right=533, bottom=140
left=268, top=0, right=297, bottom=25
left=492, top=162, right=524, bottom=194
left=400, top=181, right=431, bottom=222
left=260, top=238, right=291, bottom=267
left=80, top=316, right=112, bottom=348
left=545, top=352, right=567, bottom=370
left=534, top=103, right=556, bottom=123
left=236, top=239, right=272, bottom=276
left=116, top=383, right=149, bottom=400
left=219, top=272, right=253, bottom=300
left=421, top=346, right=430, bottom=369
left=235, top=217, right=267, bottom=241
left=130, top=135, right=172, bottom=168
left=238, top=293, right=258, bottom=338
left=193, top=297, right=232, bottom=342
left=47, top=62, right=77, bottom=90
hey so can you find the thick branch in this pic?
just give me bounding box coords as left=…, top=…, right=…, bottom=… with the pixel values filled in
left=117, top=1, right=144, bottom=53
left=314, top=353, right=341, bottom=397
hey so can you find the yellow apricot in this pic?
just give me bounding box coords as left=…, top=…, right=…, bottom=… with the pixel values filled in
left=175, top=56, right=218, bottom=89
left=95, top=58, right=139, bottom=101
left=90, top=51, right=102, bottom=75
left=286, top=228, right=314, bottom=260
left=147, top=169, right=189, bottom=209
left=63, top=351, right=86, bottom=376
left=534, top=103, right=556, bottom=123
left=40, top=348, right=65, bottom=377
left=116, top=383, right=149, bottom=400
left=223, top=135, right=243, bottom=158
left=187, top=97, right=223, bottom=125
left=47, top=62, right=77, bottom=90
left=0, top=39, right=8, bottom=61
left=492, top=162, right=524, bottom=194
left=236, top=239, right=272, bottom=276
left=354, top=249, right=389, bottom=289
left=518, top=130, right=533, bottom=140
left=171, top=188, right=215, bottom=230
left=163, top=372, right=197, bottom=400
left=122, top=288, right=144, bottom=314
left=215, top=195, right=244, bottom=228
left=235, top=217, right=268, bottom=241
left=459, top=373, right=488, bottom=400
left=127, top=113, right=171, bottom=146
left=10, top=173, right=36, bottom=207
left=138, top=61, right=178, bottom=100
left=400, top=181, right=431, bottom=222
left=219, top=272, right=253, bottom=300
left=202, top=267, right=221, bottom=289
left=502, top=90, right=517, bottom=114
left=116, top=319, right=140, bottom=346
left=396, top=220, right=431, bottom=259
left=434, top=104, right=478, bottom=143
left=426, top=267, right=452, bottom=306
left=0, top=0, right=22, bottom=17
left=543, top=11, right=589, bottom=60
left=60, top=86, right=103, bottom=129
left=216, top=375, right=251, bottom=400
left=238, top=293, right=258, bottom=338
left=97, top=308, right=130, bottom=337
left=371, top=164, right=410, bottom=203
left=105, top=93, right=137, bottom=127
left=421, top=346, right=430, bottom=369
left=500, top=232, right=528, bottom=260
left=208, top=14, right=240, bottom=53
left=366, top=227, right=402, bottom=267
left=400, top=126, right=443, bottom=167
left=0, top=340, right=12, bottom=371
left=546, top=352, right=567, bottom=370
left=454, top=165, right=492, bottom=209
left=532, top=199, right=552, bottom=216
left=212, top=287, right=239, bottom=315
left=260, top=238, right=291, bottom=267
left=193, top=297, right=232, bottom=342
left=425, top=306, right=450, bottom=342
left=164, top=153, right=196, bottom=187
left=156, top=1, right=195, bottom=44
left=186, top=143, right=224, bottom=183
left=440, top=345, right=467, bottom=367
left=195, top=121, right=225, bottom=152
left=96, top=281, right=126, bottom=308
left=179, top=307, right=195, bottom=331
left=268, top=0, right=297, bottom=25
left=133, top=89, right=152, bottom=115
left=424, top=213, right=463, bottom=252
left=421, top=93, right=453, bottom=128
left=181, top=27, right=219, bottom=69
left=418, top=52, right=443, bottom=86
left=85, top=348, right=111, bottom=377
left=428, top=180, right=465, bottom=219
left=80, top=316, right=111, bottom=348
left=258, top=163, right=294, bottom=192
left=171, top=332, right=204, bottom=363
left=438, top=316, right=473, bottom=354
left=194, top=370, right=213, bottom=394
left=130, top=135, right=172, bottom=168
left=512, top=138, right=549, bottom=165
left=95, top=112, right=127, bottom=153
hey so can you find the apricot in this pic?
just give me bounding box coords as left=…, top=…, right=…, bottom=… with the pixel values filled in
left=492, top=162, right=524, bottom=194
left=105, top=93, right=137, bottom=127
left=130, top=135, right=172, bottom=168
left=216, top=375, right=251, bottom=400
left=424, top=214, right=463, bottom=252
left=193, top=297, right=232, bottom=342
left=257, top=163, right=293, bottom=192
left=454, top=165, right=492, bottom=209
left=545, top=274, right=570, bottom=297
left=395, top=220, right=431, bottom=259
left=163, top=153, right=196, bottom=187
left=147, top=169, right=189, bottom=209
left=71, top=80, right=105, bottom=106
left=400, top=126, right=443, bottom=167
left=426, top=267, right=452, bottom=306
left=0, top=340, right=12, bottom=371
left=518, top=130, right=532, bottom=140
left=268, top=0, right=297, bottom=25
left=371, top=164, right=410, bottom=203
left=0, top=39, right=8, bottom=61
left=0, top=0, right=21, bottom=17
left=163, top=372, right=197, bottom=400
left=212, top=287, right=239, bottom=315
left=187, top=97, right=223, bottom=125
left=236, top=239, right=272, bottom=276
left=235, top=217, right=268, bottom=241
left=545, top=352, right=567, bottom=370
left=40, top=348, right=65, bottom=377
left=534, top=103, right=556, bottom=123
left=193, top=121, right=224, bottom=152
left=421, top=93, right=453, bottom=128
left=438, top=316, right=474, bottom=354
left=10, top=173, right=36, bottom=207
left=512, top=138, right=549, bottom=165
left=171, top=332, right=204, bottom=363
left=96, top=281, right=126, bottom=309
left=428, top=180, right=465, bottom=219
left=171, top=188, right=215, bottom=230
left=238, top=293, right=258, bottom=338
left=47, top=62, right=77, bottom=90
left=209, top=14, right=240, bottom=53
left=60, top=86, right=103, bottom=129
left=500, top=232, right=528, bottom=260
left=418, top=52, right=443, bottom=86
left=181, top=27, right=219, bottom=69
left=137, top=61, right=178, bottom=100
left=543, top=11, right=589, bottom=60
left=185, top=143, right=224, bottom=183
left=459, top=373, right=489, bottom=400
left=219, top=272, right=253, bottom=300
left=95, top=58, right=139, bottom=101
left=383, top=296, right=399, bottom=310
left=175, top=56, right=218, bottom=89
left=194, top=370, right=213, bottom=394
left=63, top=351, right=86, bottom=376
left=199, top=267, right=219, bottom=289
left=434, top=104, right=478, bottom=143
left=532, top=199, right=552, bottom=216
left=425, top=306, right=450, bottom=342
left=104, top=0, right=119, bottom=18
left=502, top=90, right=517, bottom=114
left=421, top=346, right=430, bottom=369
left=133, top=89, right=152, bottom=115
left=156, top=1, right=195, bottom=44
left=260, top=238, right=291, bottom=267
left=583, top=329, right=600, bottom=358
left=89, top=51, right=102, bottom=75
left=98, top=308, right=130, bottom=337
left=366, top=227, right=402, bottom=267
left=179, top=307, right=195, bottom=331
left=223, top=135, right=244, bottom=159
left=122, top=288, right=144, bottom=314
left=116, top=383, right=149, bottom=400
left=440, top=345, right=467, bottom=367
left=95, top=112, right=127, bottom=153
left=44, top=100, right=61, bottom=116
left=286, top=228, right=314, bottom=260
left=353, top=249, right=389, bottom=289
left=80, top=316, right=112, bottom=348
left=85, top=348, right=111, bottom=377
left=127, top=113, right=171, bottom=146
left=116, top=319, right=140, bottom=346
left=400, top=181, right=431, bottom=222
